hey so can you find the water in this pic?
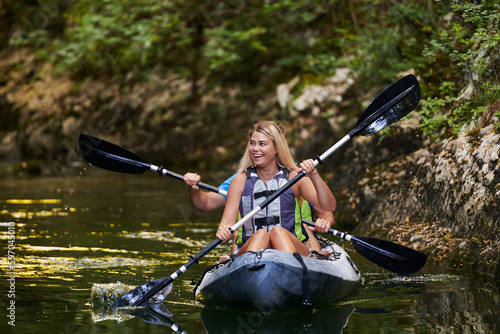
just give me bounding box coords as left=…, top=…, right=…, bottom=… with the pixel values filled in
left=1, top=171, right=499, bottom=333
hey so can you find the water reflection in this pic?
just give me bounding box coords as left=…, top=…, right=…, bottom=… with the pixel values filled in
left=90, top=302, right=353, bottom=334
left=201, top=304, right=354, bottom=334
left=342, top=271, right=500, bottom=333
left=92, top=303, right=188, bottom=333
left=416, top=280, right=500, bottom=333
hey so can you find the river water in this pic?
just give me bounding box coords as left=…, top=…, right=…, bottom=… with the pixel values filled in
left=1, top=170, right=499, bottom=333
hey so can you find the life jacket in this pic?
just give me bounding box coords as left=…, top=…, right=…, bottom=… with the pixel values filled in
left=237, top=167, right=308, bottom=244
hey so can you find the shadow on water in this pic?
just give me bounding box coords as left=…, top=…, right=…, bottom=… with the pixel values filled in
left=1, top=173, right=500, bottom=333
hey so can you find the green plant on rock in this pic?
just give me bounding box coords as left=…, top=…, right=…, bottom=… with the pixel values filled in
left=421, top=1, right=500, bottom=138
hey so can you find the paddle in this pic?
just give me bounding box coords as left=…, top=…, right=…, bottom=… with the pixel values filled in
left=112, top=74, right=421, bottom=307
left=78, top=134, right=226, bottom=196
left=302, top=220, right=427, bottom=275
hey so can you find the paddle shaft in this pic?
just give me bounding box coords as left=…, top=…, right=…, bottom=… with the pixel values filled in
left=150, top=163, right=226, bottom=196
left=302, top=219, right=352, bottom=241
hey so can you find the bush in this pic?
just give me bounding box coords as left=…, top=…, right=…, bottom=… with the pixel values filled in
left=421, top=1, right=500, bottom=137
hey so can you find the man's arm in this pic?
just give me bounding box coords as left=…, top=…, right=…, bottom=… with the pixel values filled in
left=310, top=205, right=334, bottom=233
left=188, top=188, right=226, bottom=212
left=184, top=173, right=237, bottom=212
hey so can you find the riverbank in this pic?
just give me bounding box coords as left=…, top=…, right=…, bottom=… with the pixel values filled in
left=351, top=122, right=500, bottom=277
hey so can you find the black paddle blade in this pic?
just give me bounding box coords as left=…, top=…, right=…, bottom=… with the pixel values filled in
left=351, top=74, right=421, bottom=137
left=112, top=278, right=173, bottom=307
left=79, top=134, right=151, bottom=174
left=351, top=236, right=427, bottom=275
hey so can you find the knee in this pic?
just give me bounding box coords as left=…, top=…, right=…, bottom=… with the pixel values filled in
left=269, top=226, right=288, bottom=239
left=253, top=228, right=270, bottom=241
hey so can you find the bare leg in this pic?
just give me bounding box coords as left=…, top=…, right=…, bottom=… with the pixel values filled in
left=269, top=226, right=311, bottom=256
left=237, top=229, right=270, bottom=255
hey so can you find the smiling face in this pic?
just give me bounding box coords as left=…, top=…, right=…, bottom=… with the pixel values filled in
left=249, top=131, right=278, bottom=168
left=237, top=121, right=297, bottom=174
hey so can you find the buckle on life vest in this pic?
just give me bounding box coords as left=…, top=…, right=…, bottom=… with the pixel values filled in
left=254, top=189, right=277, bottom=199
left=255, top=216, right=280, bottom=229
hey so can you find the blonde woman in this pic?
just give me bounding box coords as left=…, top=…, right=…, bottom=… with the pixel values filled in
left=216, top=121, right=336, bottom=256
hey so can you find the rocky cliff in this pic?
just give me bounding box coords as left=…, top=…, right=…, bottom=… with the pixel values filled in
left=352, top=122, right=500, bottom=277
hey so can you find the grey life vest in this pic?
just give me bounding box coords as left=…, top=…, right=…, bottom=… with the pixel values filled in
left=238, top=167, right=298, bottom=243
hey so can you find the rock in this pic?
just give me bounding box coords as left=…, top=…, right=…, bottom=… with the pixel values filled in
left=356, top=124, right=500, bottom=278
left=276, top=76, right=299, bottom=109
left=292, top=68, right=354, bottom=112
left=62, top=116, right=83, bottom=137
left=410, top=234, right=424, bottom=242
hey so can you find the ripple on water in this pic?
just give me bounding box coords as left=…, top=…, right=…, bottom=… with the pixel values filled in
left=120, top=230, right=209, bottom=247
left=363, top=272, right=462, bottom=285
left=2, top=255, right=164, bottom=278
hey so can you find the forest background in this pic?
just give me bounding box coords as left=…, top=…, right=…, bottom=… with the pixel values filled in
left=0, top=1, right=499, bottom=273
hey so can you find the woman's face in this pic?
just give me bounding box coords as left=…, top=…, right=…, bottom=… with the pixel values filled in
left=249, top=131, right=278, bottom=168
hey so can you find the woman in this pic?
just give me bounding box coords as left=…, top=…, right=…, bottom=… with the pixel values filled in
left=216, top=121, right=336, bottom=257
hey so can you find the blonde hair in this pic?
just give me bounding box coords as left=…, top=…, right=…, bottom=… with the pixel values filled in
left=237, top=121, right=297, bottom=174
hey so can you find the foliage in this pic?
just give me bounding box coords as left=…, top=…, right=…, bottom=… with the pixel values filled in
left=55, top=0, right=187, bottom=79
left=421, top=0, right=500, bottom=136
left=335, top=0, right=435, bottom=85
left=1, top=0, right=498, bottom=141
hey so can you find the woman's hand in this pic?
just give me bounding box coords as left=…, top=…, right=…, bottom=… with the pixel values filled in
left=216, top=224, right=233, bottom=242
left=297, top=158, right=337, bottom=212
left=183, top=172, right=201, bottom=190
left=298, top=159, right=318, bottom=177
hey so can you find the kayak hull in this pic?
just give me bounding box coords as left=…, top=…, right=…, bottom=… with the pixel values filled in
left=195, top=243, right=361, bottom=312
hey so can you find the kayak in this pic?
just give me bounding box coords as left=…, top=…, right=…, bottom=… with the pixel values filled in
left=194, top=242, right=361, bottom=312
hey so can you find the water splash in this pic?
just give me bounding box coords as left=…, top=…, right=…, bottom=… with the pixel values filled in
left=90, top=281, right=170, bottom=307
left=91, top=281, right=137, bottom=307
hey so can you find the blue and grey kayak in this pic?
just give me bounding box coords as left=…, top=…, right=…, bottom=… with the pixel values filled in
left=194, top=243, right=361, bottom=312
